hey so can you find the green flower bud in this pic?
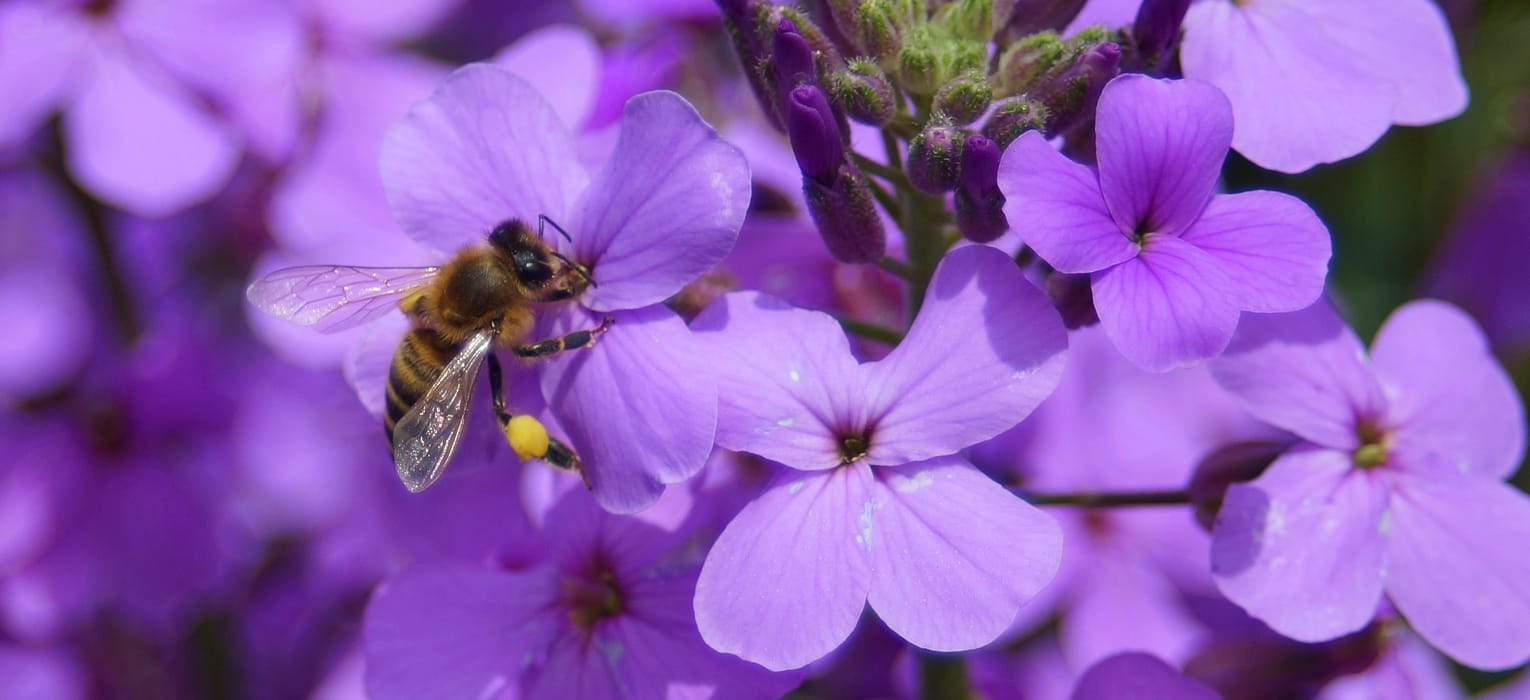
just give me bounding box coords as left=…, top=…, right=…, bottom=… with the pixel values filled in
left=856, top=0, right=905, bottom=64
left=896, top=27, right=943, bottom=95
left=829, top=59, right=898, bottom=126
left=933, top=70, right=993, bottom=125
left=933, top=0, right=992, bottom=42
left=993, top=30, right=1066, bottom=97
left=906, top=119, right=966, bottom=193
left=981, top=97, right=1047, bottom=148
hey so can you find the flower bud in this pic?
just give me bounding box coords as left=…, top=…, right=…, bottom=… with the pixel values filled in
left=1045, top=272, right=1097, bottom=329
left=906, top=120, right=965, bottom=193
left=955, top=135, right=1008, bottom=242
left=1039, top=40, right=1120, bottom=137
left=829, top=59, right=897, bottom=126
left=1131, top=0, right=1191, bottom=71
left=1187, top=440, right=1291, bottom=531
left=824, top=0, right=867, bottom=54
left=932, top=0, right=992, bottom=42
left=994, top=0, right=1086, bottom=45
left=717, top=0, right=784, bottom=129
left=804, top=165, right=888, bottom=263
left=775, top=6, right=846, bottom=72
left=981, top=97, right=1047, bottom=148
left=933, top=70, right=993, bottom=125
left=993, top=30, right=1066, bottom=97
left=896, top=27, right=942, bottom=94
left=785, top=85, right=845, bottom=185
left=772, top=18, right=817, bottom=92
left=856, top=0, right=905, bottom=64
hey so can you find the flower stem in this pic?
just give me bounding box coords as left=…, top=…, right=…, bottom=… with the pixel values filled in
left=836, top=316, right=905, bottom=345
left=918, top=651, right=975, bottom=700
left=1017, top=489, right=1192, bottom=508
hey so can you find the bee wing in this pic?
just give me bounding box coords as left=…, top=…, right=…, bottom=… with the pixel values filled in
left=391, top=330, right=494, bottom=493
left=246, top=265, right=440, bottom=333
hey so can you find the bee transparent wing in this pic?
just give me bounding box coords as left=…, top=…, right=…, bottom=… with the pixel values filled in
left=391, top=331, right=494, bottom=493
left=246, top=265, right=440, bottom=333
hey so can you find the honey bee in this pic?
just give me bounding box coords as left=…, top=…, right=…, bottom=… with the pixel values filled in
left=247, top=217, right=612, bottom=492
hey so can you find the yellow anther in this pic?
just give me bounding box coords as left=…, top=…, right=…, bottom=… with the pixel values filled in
left=505, top=415, right=551, bottom=461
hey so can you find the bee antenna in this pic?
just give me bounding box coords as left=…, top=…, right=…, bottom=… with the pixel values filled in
left=538, top=214, right=574, bottom=243
left=551, top=251, right=598, bottom=287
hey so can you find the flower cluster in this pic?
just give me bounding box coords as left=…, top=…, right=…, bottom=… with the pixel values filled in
left=3, top=0, right=1528, bottom=698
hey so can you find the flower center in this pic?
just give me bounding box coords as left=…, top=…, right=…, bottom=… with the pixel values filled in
left=1352, top=419, right=1390, bottom=469
left=564, top=568, right=624, bottom=632
left=839, top=432, right=870, bottom=464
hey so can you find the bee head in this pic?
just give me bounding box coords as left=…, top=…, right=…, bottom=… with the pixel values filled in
left=510, top=248, right=555, bottom=286
left=489, top=220, right=557, bottom=287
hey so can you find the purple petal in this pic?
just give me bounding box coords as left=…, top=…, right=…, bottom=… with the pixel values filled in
left=1062, top=551, right=1203, bottom=670
left=0, top=3, right=88, bottom=147
left=867, top=456, right=1061, bottom=652
left=309, top=0, right=457, bottom=44
left=1291, top=0, right=1466, bottom=125
left=492, top=25, right=600, bottom=128
left=1211, top=446, right=1387, bottom=642
left=523, top=634, right=623, bottom=698
left=1094, top=75, right=1231, bottom=238
left=1180, top=1, right=1396, bottom=173
left=1209, top=300, right=1386, bottom=449
left=998, top=131, right=1137, bottom=274
left=1072, top=652, right=1221, bottom=700
left=864, top=245, right=1067, bottom=463
left=380, top=63, right=587, bottom=256
left=342, top=311, right=410, bottom=420
left=540, top=304, right=716, bottom=513
left=64, top=47, right=240, bottom=216
left=569, top=91, right=750, bottom=311
left=695, top=464, right=875, bottom=671
left=1384, top=472, right=1530, bottom=670
left=1179, top=191, right=1331, bottom=313
left=691, top=292, right=862, bottom=471
left=363, top=562, right=557, bottom=700
left=1092, top=233, right=1239, bottom=372
left=0, top=645, right=84, bottom=700
left=1369, top=300, right=1526, bottom=480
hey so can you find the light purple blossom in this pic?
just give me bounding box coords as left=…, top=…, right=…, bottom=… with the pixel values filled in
left=691, top=245, right=1068, bottom=670
left=370, top=63, right=749, bottom=512
left=0, top=0, right=304, bottom=215
left=1208, top=299, right=1530, bottom=670
left=999, top=74, right=1331, bottom=372
left=1180, top=0, right=1467, bottom=173
left=1071, top=652, right=1221, bottom=700
left=363, top=488, right=799, bottom=700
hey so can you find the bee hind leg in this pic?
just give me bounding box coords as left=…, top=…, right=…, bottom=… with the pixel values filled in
left=512, top=316, right=615, bottom=359
left=486, top=353, right=593, bottom=490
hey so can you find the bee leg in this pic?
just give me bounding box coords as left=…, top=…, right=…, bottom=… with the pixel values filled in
left=512, top=316, right=616, bottom=359
left=486, top=353, right=592, bottom=489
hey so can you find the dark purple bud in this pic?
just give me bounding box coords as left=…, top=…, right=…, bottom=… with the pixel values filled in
left=717, top=0, right=784, bottom=130
left=775, top=6, right=846, bottom=72
left=907, top=122, right=966, bottom=194
left=981, top=97, right=1047, bottom=148
left=822, top=0, right=866, bottom=54
left=933, top=70, right=994, bottom=126
left=772, top=18, right=817, bottom=92
left=955, top=135, right=1008, bottom=242
left=786, top=85, right=845, bottom=185
left=1187, top=440, right=1291, bottom=531
left=1045, top=272, right=1097, bottom=329
left=994, top=0, right=1087, bottom=45
left=803, top=165, right=887, bottom=263
left=1041, top=40, right=1120, bottom=137
left=829, top=59, right=897, bottom=126
left=1132, top=0, right=1191, bottom=69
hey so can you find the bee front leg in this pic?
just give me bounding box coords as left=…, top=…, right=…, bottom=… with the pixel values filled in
left=512, top=316, right=616, bottom=359
left=485, top=353, right=592, bottom=489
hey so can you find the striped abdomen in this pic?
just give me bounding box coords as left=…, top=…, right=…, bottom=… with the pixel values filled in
left=385, top=329, right=457, bottom=445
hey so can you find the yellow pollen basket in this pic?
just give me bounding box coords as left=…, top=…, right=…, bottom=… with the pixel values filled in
left=504, top=415, right=551, bottom=461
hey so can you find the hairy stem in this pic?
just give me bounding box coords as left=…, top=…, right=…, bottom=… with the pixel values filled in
left=1017, top=489, right=1193, bottom=508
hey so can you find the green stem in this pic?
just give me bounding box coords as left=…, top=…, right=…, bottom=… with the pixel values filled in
left=919, top=652, right=975, bottom=700
left=852, top=153, right=910, bottom=187
left=877, top=256, right=913, bottom=279
left=902, top=188, right=951, bottom=320
left=1018, top=489, right=1192, bottom=508
left=836, top=317, right=905, bottom=345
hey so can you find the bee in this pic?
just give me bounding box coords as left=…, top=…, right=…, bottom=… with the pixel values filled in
left=247, top=217, right=612, bottom=492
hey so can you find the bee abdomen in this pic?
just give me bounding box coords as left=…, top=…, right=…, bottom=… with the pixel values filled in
left=385, top=329, right=455, bottom=444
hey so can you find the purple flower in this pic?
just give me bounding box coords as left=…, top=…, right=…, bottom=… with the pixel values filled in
left=1072, top=652, right=1221, bottom=700
left=362, top=489, right=799, bottom=699
left=998, top=74, right=1331, bottom=372
left=1208, top=299, right=1530, bottom=670
left=371, top=63, right=749, bottom=512
left=691, top=245, right=1068, bottom=670
left=1180, top=0, right=1467, bottom=173
left=0, top=0, right=304, bottom=215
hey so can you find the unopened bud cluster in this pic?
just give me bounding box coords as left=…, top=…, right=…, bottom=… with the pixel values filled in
left=717, top=0, right=1189, bottom=249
